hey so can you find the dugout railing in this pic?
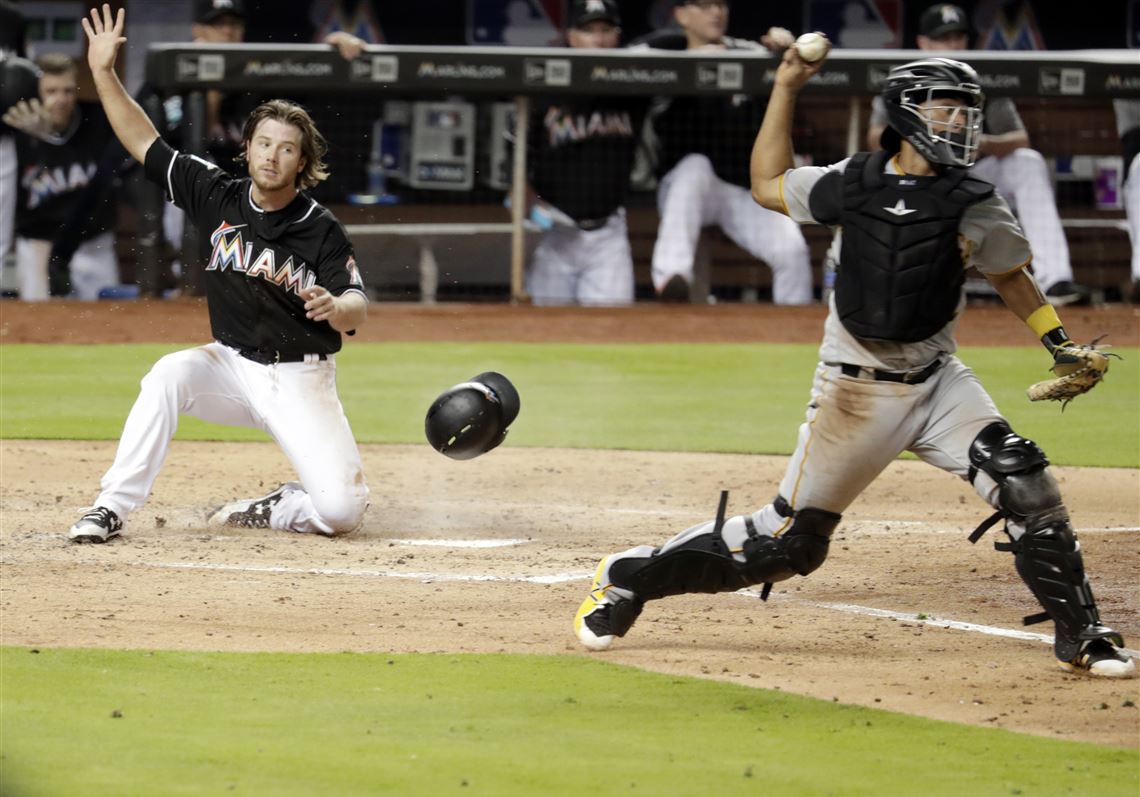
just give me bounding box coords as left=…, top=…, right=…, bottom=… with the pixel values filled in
left=144, top=44, right=1140, bottom=303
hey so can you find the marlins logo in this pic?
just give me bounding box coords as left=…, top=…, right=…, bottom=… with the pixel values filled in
left=934, top=4, right=963, bottom=27
left=207, top=220, right=318, bottom=297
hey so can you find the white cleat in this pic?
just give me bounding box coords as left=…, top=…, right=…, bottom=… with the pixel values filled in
left=1058, top=639, right=1137, bottom=678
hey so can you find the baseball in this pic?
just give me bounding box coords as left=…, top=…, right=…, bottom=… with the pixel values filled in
left=794, top=32, right=829, bottom=63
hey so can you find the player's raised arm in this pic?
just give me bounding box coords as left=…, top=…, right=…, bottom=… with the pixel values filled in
left=749, top=37, right=829, bottom=213
left=82, top=4, right=158, bottom=164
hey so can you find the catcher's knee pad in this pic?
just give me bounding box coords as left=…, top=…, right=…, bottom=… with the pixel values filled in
left=968, top=421, right=1062, bottom=523
left=740, top=507, right=839, bottom=582
left=608, top=504, right=840, bottom=601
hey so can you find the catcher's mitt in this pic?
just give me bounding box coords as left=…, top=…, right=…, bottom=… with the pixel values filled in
left=1027, top=341, right=1118, bottom=408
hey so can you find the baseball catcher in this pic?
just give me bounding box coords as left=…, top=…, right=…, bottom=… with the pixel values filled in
left=573, top=50, right=1135, bottom=679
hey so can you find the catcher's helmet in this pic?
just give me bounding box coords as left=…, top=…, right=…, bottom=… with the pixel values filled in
left=879, top=57, right=984, bottom=168
left=425, top=371, right=520, bottom=460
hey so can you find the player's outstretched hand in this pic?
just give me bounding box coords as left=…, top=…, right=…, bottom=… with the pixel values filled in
left=82, top=3, right=127, bottom=75
left=1, top=98, right=53, bottom=141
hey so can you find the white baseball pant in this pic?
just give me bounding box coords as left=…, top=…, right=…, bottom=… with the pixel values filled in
left=0, top=134, right=14, bottom=264
left=651, top=154, right=813, bottom=305
left=527, top=208, right=634, bottom=306
left=1125, top=153, right=1140, bottom=282
left=93, top=342, right=369, bottom=535
left=16, top=232, right=119, bottom=301
left=971, top=149, right=1073, bottom=291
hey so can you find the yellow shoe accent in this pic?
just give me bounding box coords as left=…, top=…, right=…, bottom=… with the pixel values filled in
left=574, top=556, right=615, bottom=651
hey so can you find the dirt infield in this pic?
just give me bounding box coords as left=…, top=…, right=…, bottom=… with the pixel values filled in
left=1, top=301, right=1138, bottom=748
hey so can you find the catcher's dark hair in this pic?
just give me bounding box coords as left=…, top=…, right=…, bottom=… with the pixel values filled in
left=237, top=99, right=329, bottom=190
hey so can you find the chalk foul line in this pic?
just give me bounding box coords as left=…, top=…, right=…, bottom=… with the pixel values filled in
left=738, top=591, right=1140, bottom=658
left=148, top=560, right=589, bottom=585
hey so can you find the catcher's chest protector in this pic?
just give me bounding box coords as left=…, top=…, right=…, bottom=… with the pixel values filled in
left=834, top=151, right=994, bottom=342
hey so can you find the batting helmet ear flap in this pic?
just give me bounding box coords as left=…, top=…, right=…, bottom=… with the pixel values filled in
left=425, top=372, right=520, bottom=460
left=472, top=371, right=520, bottom=427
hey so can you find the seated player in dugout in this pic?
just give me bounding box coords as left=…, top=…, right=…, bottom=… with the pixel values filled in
left=574, top=41, right=1135, bottom=678
left=523, top=0, right=648, bottom=306
left=630, top=0, right=814, bottom=305
left=68, top=5, right=370, bottom=544
left=865, top=3, right=1091, bottom=307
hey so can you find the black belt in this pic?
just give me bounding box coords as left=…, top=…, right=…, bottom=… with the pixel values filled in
left=577, top=217, right=609, bottom=231
left=831, top=358, right=943, bottom=385
left=237, top=348, right=328, bottom=365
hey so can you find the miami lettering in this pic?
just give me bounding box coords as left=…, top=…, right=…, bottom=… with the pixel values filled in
left=207, top=221, right=317, bottom=296
left=21, top=161, right=97, bottom=210
left=544, top=107, right=634, bottom=147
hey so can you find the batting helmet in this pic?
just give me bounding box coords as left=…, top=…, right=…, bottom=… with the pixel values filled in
left=879, top=57, right=984, bottom=168
left=425, top=371, right=520, bottom=460
left=0, top=54, right=41, bottom=116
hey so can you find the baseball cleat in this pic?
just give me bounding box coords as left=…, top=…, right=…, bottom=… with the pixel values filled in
left=1057, top=639, right=1137, bottom=678
left=574, top=555, right=643, bottom=651
left=207, top=482, right=300, bottom=529
left=69, top=506, right=123, bottom=544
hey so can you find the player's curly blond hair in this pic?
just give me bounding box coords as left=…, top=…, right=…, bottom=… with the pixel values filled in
left=237, top=99, right=329, bottom=190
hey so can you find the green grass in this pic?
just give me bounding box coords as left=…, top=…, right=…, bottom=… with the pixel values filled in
left=2, top=342, right=1138, bottom=794
left=1, top=342, right=1137, bottom=466
left=2, top=647, right=1136, bottom=797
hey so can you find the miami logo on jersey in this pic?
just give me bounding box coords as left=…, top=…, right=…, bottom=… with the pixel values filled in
left=207, top=221, right=318, bottom=296
left=544, top=107, right=634, bottom=147
left=21, top=161, right=98, bottom=210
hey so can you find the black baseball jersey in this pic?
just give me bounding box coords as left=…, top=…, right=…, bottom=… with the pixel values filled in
left=15, top=102, right=116, bottom=241
left=144, top=138, right=366, bottom=356
left=527, top=95, right=649, bottom=223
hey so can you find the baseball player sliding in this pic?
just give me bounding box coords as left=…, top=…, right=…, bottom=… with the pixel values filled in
left=575, top=41, right=1135, bottom=678
left=68, top=5, right=369, bottom=543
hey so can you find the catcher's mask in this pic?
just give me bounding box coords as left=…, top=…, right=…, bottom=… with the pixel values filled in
left=880, top=57, right=985, bottom=168
left=425, top=371, right=520, bottom=460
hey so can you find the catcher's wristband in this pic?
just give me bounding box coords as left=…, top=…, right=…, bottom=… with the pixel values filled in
left=1025, top=305, right=1071, bottom=353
